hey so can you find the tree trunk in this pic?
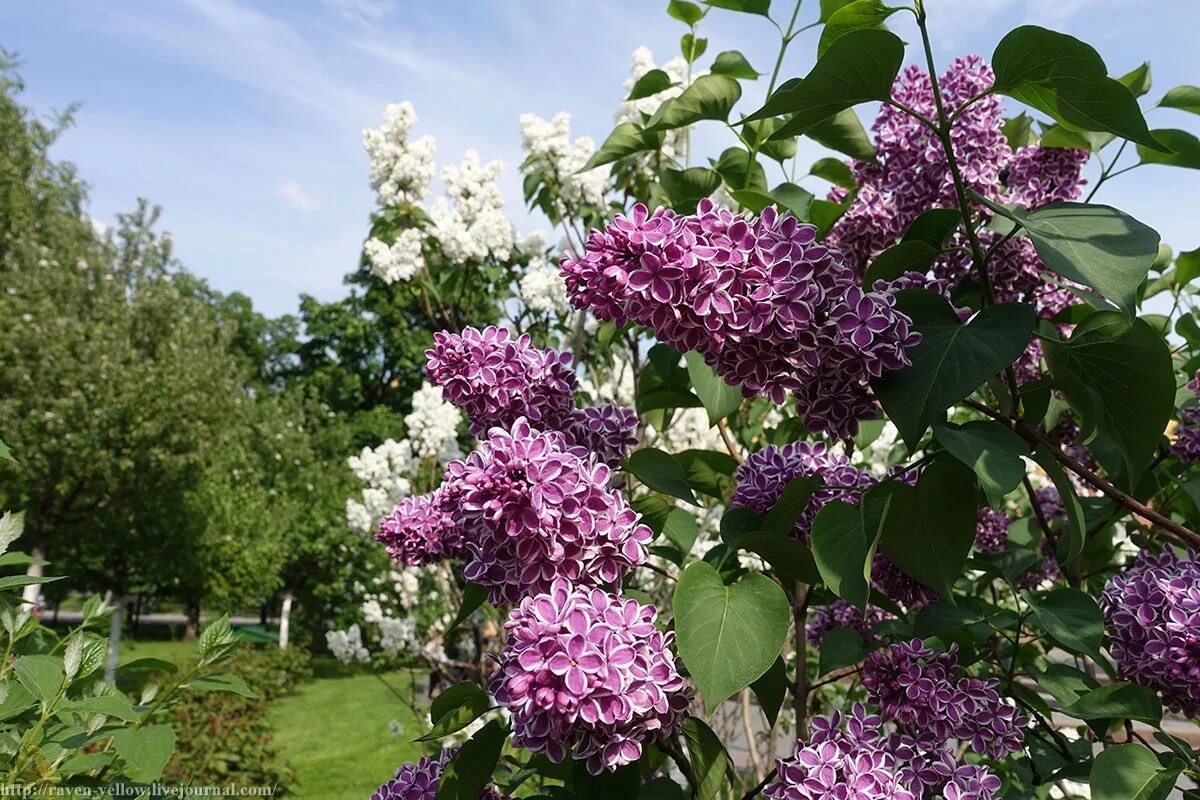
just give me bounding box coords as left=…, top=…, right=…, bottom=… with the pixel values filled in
left=20, top=543, right=47, bottom=610
left=278, top=590, right=294, bottom=650
left=183, top=601, right=201, bottom=640
left=105, top=596, right=124, bottom=683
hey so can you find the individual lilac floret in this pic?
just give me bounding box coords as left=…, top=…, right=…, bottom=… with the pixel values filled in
left=764, top=705, right=1003, bottom=800
left=371, top=751, right=506, bottom=800
left=492, top=579, right=689, bottom=774
left=375, top=485, right=463, bottom=566
left=561, top=202, right=919, bottom=439
left=564, top=405, right=639, bottom=467
left=731, top=442, right=875, bottom=541
left=426, top=326, right=578, bottom=435
left=1172, top=372, right=1200, bottom=464
left=975, top=508, right=1011, bottom=554
left=862, top=639, right=1027, bottom=758
left=445, top=418, right=652, bottom=604
left=1101, top=548, right=1200, bottom=717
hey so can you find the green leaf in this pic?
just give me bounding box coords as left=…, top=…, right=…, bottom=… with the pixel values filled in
left=638, top=387, right=705, bottom=414
left=862, top=240, right=942, bottom=283
left=681, top=34, right=708, bottom=64
left=1003, top=113, right=1038, bottom=149
left=810, top=158, right=855, bottom=188
left=446, top=582, right=487, bottom=637
left=664, top=508, right=700, bottom=556
left=583, top=123, right=654, bottom=170
left=872, top=291, right=1035, bottom=451
left=660, top=166, right=724, bottom=213
left=818, top=0, right=899, bottom=58
left=711, top=50, right=759, bottom=80
left=681, top=717, right=732, bottom=800
left=1025, top=588, right=1104, bottom=660
left=704, top=0, right=770, bottom=16
left=1175, top=247, right=1200, bottom=287
left=902, top=208, right=962, bottom=247
left=684, top=352, right=743, bottom=424
left=0, top=510, right=25, bottom=556
left=668, top=0, right=705, bottom=24
left=628, top=69, right=675, bottom=101
left=712, top=147, right=767, bottom=193
left=811, top=497, right=887, bottom=609
left=879, top=458, right=979, bottom=598
left=933, top=419, right=1029, bottom=507
left=420, top=683, right=490, bottom=741
left=1042, top=313, right=1174, bottom=479
left=746, top=30, right=904, bottom=139
left=1159, top=84, right=1200, bottom=115
left=731, top=183, right=815, bottom=218
left=647, top=75, right=741, bottom=132
left=818, top=628, right=869, bottom=676
left=734, top=531, right=820, bottom=583
left=819, top=0, right=855, bottom=21
left=59, top=752, right=113, bottom=777
left=673, top=562, right=791, bottom=713
left=198, top=614, right=238, bottom=661
left=1118, top=62, right=1153, bottom=97
left=64, top=694, right=139, bottom=721
left=574, top=762, right=641, bottom=800
left=626, top=448, right=699, bottom=505
left=763, top=476, right=819, bottom=534
left=804, top=108, right=876, bottom=162
left=0, top=574, right=62, bottom=591
left=14, top=655, right=63, bottom=702
left=113, top=726, right=176, bottom=783
left=0, top=440, right=13, bottom=463
left=0, top=551, right=47, bottom=568
left=1030, top=447, right=1086, bottom=563
left=436, top=720, right=507, bottom=800
left=116, top=657, right=179, bottom=677
left=749, top=658, right=786, bottom=727
left=1090, top=744, right=1181, bottom=800
left=1029, top=662, right=1099, bottom=706
left=1138, top=128, right=1200, bottom=170
left=991, top=26, right=1163, bottom=151
left=1062, top=682, right=1162, bottom=725
left=677, top=449, right=737, bottom=500
left=188, top=672, right=256, bottom=698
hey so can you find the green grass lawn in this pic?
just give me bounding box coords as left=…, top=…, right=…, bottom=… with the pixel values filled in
left=267, top=660, right=427, bottom=798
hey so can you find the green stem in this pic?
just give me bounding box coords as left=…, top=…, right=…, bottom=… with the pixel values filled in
left=743, top=0, right=806, bottom=190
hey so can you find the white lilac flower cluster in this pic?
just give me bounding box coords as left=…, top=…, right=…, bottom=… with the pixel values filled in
left=614, top=47, right=690, bottom=161
left=519, top=254, right=571, bottom=314
left=326, top=624, right=371, bottom=664
left=363, top=101, right=437, bottom=205
left=431, top=150, right=516, bottom=264
left=518, top=112, right=610, bottom=209
left=404, top=383, right=464, bottom=462
left=364, top=228, right=426, bottom=284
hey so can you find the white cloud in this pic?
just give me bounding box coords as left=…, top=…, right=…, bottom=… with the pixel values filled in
left=278, top=181, right=320, bottom=213
left=323, top=0, right=394, bottom=25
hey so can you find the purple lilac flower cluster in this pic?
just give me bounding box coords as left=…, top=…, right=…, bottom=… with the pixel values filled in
left=371, top=752, right=506, bottom=800
left=424, top=326, right=639, bottom=466
left=492, top=579, right=689, bottom=774
left=975, top=508, right=1011, bottom=553
left=376, top=486, right=464, bottom=566
left=764, top=705, right=1002, bottom=800
left=861, top=639, right=1027, bottom=758
left=825, top=56, right=1088, bottom=322
left=561, top=201, right=920, bottom=438
left=1100, top=548, right=1200, bottom=717
left=806, top=600, right=890, bottom=645
left=1172, top=372, right=1200, bottom=463
left=447, top=419, right=652, bottom=604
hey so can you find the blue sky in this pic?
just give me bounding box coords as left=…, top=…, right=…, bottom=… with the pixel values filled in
left=2, top=0, right=1197, bottom=318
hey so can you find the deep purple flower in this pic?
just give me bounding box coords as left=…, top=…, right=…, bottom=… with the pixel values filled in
left=862, top=639, right=1027, bottom=758
left=445, top=418, right=652, bottom=604
left=1101, top=547, right=1200, bottom=717
left=1172, top=372, right=1200, bottom=464
left=975, top=508, right=1011, bottom=554
left=376, top=486, right=464, bottom=566
left=563, top=405, right=639, bottom=467
left=492, top=579, right=689, bottom=774
left=806, top=599, right=891, bottom=644
left=371, top=751, right=507, bottom=800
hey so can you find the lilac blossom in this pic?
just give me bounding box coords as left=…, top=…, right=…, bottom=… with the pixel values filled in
left=446, top=418, right=651, bottom=604
left=371, top=752, right=506, bottom=800
left=1173, top=372, right=1200, bottom=464
left=375, top=485, right=464, bottom=566
left=562, top=202, right=919, bottom=438
left=492, top=579, right=689, bottom=773
left=1101, top=547, right=1200, bottom=717
left=975, top=508, right=1011, bottom=554
left=564, top=404, right=639, bottom=467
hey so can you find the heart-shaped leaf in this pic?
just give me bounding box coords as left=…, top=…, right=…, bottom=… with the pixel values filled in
left=933, top=419, right=1029, bottom=507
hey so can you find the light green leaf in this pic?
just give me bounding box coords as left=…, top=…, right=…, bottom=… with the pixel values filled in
left=673, top=562, right=790, bottom=713
left=113, top=726, right=176, bottom=783
left=1090, top=744, right=1181, bottom=800
left=188, top=672, right=256, bottom=698
left=1118, top=62, right=1152, bottom=97
left=1025, top=587, right=1105, bottom=660
left=14, top=655, right=63, bottom=702
left=681, top=717, right=733, bottom=800
left=711, top=50, right=759, bottom=80
left=583, top=123, right=654, bottom=170
left=810, top=157, right=855, bottom=188
left=664, top=508, right=700, bottom=556
left=0, top=510, right=24, bottom=556
left=1159, top=84, right=1200, bottom=115
left=65, top=694, right=139, bottom=722
left=628, top=69, right=675, bottom=101
left=1138, top=128, right=1200, bottom=170
left=668, top=0, right=706, bottom=25
left=681, top=34, right=708, bottom=64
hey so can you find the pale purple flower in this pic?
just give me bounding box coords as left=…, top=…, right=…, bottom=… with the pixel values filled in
left=1173, top=372, right=1200, bottom=464
left=492, top=579, right=689, bottom=774
left=1101, top=547, right=1200, bottom=717
left=446, top=418, right=652, bottom=604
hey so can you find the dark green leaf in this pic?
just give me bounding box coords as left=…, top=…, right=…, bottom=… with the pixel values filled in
left=734, top=530, right=820, bottom=583
left=992, top=26, right=1108, bottom=91
left=746, top=30, right=903, bottom=138
left=1138, top=128, right=1200, bottom=170
left=681, top=717, right=732, bottom=800
left=711, top=50, right=759, bottom=80
left=862, top=240, right=942, bottom=284
left=626, top=448, right=699, bottom=504
left=1043, top=313, right=1174, bottom=479
left=811, top=497, right=887, bottom=608
left=1025, top=588, right=1104, bottom=660
left=1159, top=85, right=1200, bottom=115
left=933, top=419, right=1029, bottom=507
left=583, top=123, right=654, bottom=170
left=664, top=508, right=700, bottom=555
left=872, top=291, right=1035, bottom=451
left=804, top=109, right=876, bottom=161
left=421, top=683, right=491, bottom=741
left=1118, top=62, right=1153, bottom=97
left=116, top=657, right=179, bottom=677
left=633, top=494, right=673, bottom=535
left=711, top=147, right=767, bottom=193
left=902, top=208, right=962, bottom=247
left=113, top=726, right=176, bottom=783
left=818, top=627, right=869, bottom=676
left=574, top=762, right=641, bottom=800
left=749, top=658, right=787, bottom=727
left=729, top=183, right=815, bottom=218
left=648, top=75, right=741, bottom=132
left=763, top=476, right=819, bottom=534
left=668, top=0, right=705, bottom=24
left=1090, top=744, right=1181, bottom=800
left=677, top=449, right=737, bottom=499
left=879, top=458, right=979, bottom=598
left=810, top=157, right=855, bottom=188
left=913, top=600, right=990, bottom=638
left=660, top=166, right=724, bottom=213
left=1029, top=663, right=1099, bottom=706
left=188, top=672, right=256, bottom=698
left=628, top=69, right=675, bottom=101
left=446, top=582, right=488, bottom=637
left=1062, top=682, right=1162, bottom=725
left=681, top=34, right=709, bottom=64
left=1030, top=447, right=1086, bottom=563
left=685, top=351, right=742, bottom=424
left=437, top=720, right=508, bottom=800
left=673, top=562, right=791, bottom=713
left=638, top=387, right=705, bottom=414
left=817, top=0, right=899, bottom=58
